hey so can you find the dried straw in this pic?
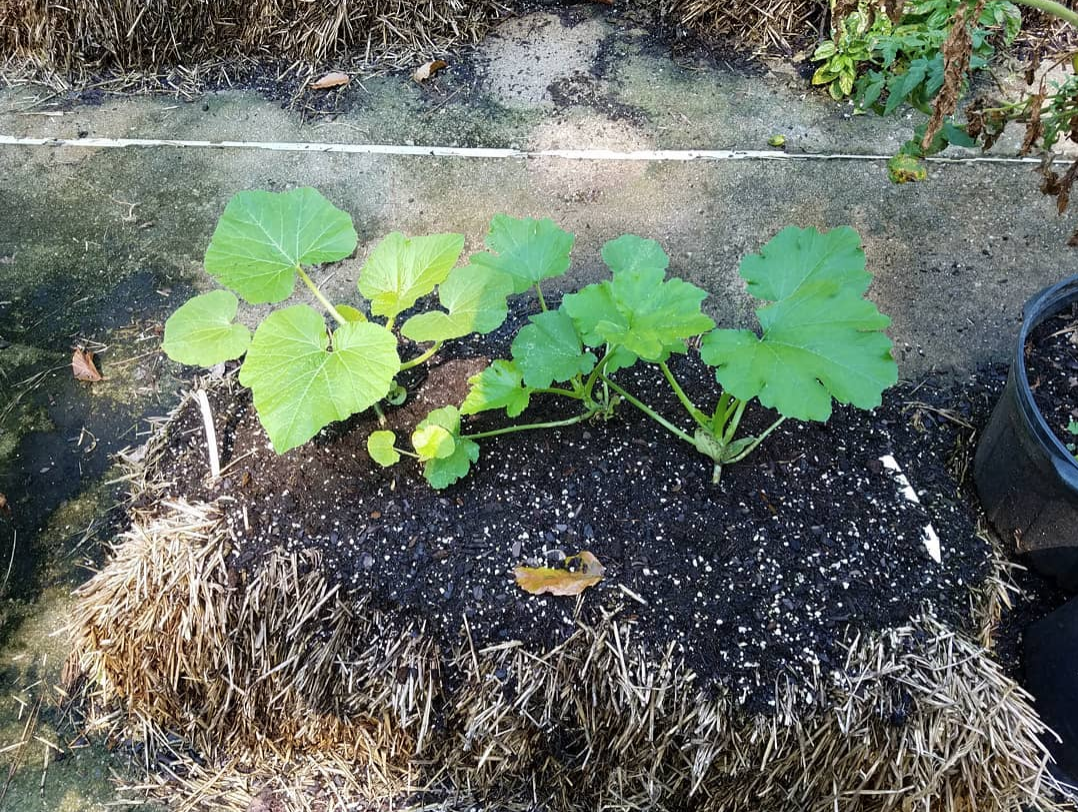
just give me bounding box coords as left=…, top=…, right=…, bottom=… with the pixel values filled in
left=0, top=0, right=507, bottom=86
left=0, top=0, right=830, bottom=88
left=661, top=0, right=825, bottom=52
left=65, top=390, right=1074, bottom=812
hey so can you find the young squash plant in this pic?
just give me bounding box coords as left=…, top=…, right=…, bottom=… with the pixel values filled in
left=162, top=188, right=539, bottom=465
left=373, top=224, right=899, bottom=486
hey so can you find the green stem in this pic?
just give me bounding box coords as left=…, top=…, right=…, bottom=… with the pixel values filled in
left=659, top=362, right=709, bottom=428
left=724, top=417, right=788, bottom=464
left=295, top=266, right=347, bottom=327
left=534, top=386, right=585, bottom=400
left=465, top=413, right=592, bottom=441
left=1012, top=0, right=1078, bottom=28
left=722, top=399, right=748, bottom=444
left=604, top=379, right=696, bottom=446
left=400, top=342, right=444, bottom=371
left=582, top=351, right=614, bottom=405
left=712, top=392, right=734, bottom=434
left=536, top=284, right=548, bottom=312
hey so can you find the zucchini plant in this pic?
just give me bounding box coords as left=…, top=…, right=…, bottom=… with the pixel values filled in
left=373, top=223, right=899, bottom=486
left=162, top=188, right=534, bottom=457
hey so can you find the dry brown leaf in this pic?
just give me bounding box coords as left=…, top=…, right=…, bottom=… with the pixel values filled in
left=309, top=71, right=350, bottom=90
left=922, top=0, right=986, bottom=151
left=72, top=348, right=102, bottom=382
left=413, top=60, right=448, bottom=83
left=514, top=551, right=605, bottom=597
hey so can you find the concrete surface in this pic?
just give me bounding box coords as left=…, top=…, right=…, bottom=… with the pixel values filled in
left=0, top=5, right=1075, bottom=809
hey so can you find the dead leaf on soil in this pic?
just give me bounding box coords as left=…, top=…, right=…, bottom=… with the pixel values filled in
left=413, top=60, right=448, bottom=84
left=309, top=71, right=350, bottom=90
left=72, top=348, right=102, bottom=382
left=514, top=551, right=605, bottom=597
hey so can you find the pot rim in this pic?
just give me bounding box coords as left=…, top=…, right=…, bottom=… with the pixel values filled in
left=1015, top=274, right=1078, bottom=471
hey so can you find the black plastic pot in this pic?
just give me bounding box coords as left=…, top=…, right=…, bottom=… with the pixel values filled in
left=974, top=275, right=1078, bottom=591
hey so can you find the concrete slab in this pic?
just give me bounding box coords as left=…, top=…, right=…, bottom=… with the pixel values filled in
left=0, top=5, right=1076, bottom=808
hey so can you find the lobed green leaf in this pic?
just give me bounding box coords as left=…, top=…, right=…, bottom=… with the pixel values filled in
left=412, top=424, right=456, bottom=461
left=562, top=234, right=714, bottom=363
left=358, top=232, right=465, bottom=320
left=415, top=406, right=479, bottom=488
left=238, top=305, right=400, bottom=453
left=400, top=264, right=513, bottom=343
left=511, top=310, right=596, bottom=389
left=461, top=360, right=532, bottom=418
left=162, top=290, right=251, bottom=366
left=700, top=226, right=897, bottom=422
left=471, top=215, right=574, bottom=294
left=205, top=188, right=357, bottom=304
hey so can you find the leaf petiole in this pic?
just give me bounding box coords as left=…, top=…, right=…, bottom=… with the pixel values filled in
left=722, top=399, right=748, bottom=444
left=723, top=417, right=788, bottom=465
left=465, top=413, right=593, bottom=442
left=604, top=379, right=696, bottom=445
left=296, top=265, right=347, bottom=327
left=659, top=361, right=709, bottom=428
left=712, top=392, right=734, bottom=435
left=400, top=341, right=444, bottom=371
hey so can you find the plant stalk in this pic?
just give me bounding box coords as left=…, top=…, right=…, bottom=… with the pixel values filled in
left=400, top=342, right=444, bottom=371
left=722, top=399, right=748, bottom=443
left=604, top=379, right=696, bottom=445
left=295, top=266, right=347, bottom=327
left=465, top=413, right=593, bottom=441
left=659, top=362, right=709, bottom=428
left=724, top=417, right=788, bottom=464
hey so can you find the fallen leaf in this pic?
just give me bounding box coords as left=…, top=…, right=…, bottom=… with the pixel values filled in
left=0, top=493, right=9, bottom=517
left=72, top=348, right=102, bottom=382
left=309, top=71, right=350, bottom=90
left=514, top=551, right=605, bottom=597
left=413, top=60, right=448, bottom=84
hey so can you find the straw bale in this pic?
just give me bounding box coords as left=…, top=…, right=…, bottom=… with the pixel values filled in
left=0, top=0, right=507, bottom=77
left=0, top=0, right=831, bottom=82
left=68, top=486, right=1072, bottom=812
left=661, top=0, right=826, bottom=52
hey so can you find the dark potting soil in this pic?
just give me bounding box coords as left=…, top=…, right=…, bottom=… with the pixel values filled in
left=1026, top=301, right=1078, bottom=453
left=153, top=309, right=991, bottom=713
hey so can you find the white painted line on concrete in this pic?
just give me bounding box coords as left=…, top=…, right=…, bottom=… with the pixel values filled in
left=0, top=134, right=1045, bottom=165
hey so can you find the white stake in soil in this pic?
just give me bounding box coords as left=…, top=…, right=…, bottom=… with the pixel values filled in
left=880, top=453, right=942, bottom=563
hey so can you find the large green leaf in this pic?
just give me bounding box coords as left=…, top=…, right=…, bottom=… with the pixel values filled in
left=415, top=406, right=479, bottom=489
left=400, top=264, right=512, bottom=342
left=461, top=360, right=532, bottom=418
left=238, top=305, right=400, bottom=453
left=358, top=232, right=465, bottom=320
left=471, top=215, right=574, bottom=294
left=737, top=225, right=869, bottom=301
left=205, top=188, right=357, bottom=304
left=700, top=226, right=897, bottom=422
left=162, top=290, right=251, bottom=366
left=511, top=310, right=596, bottom=389
left=562, top=235, right=714, bottom=362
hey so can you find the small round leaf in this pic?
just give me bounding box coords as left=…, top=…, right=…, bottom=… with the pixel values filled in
left=367, top=431, right=401, bottom=467
left=162, top=290, right=251, bottom=366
